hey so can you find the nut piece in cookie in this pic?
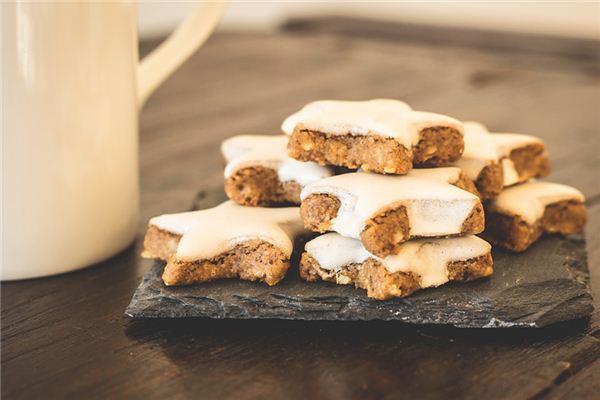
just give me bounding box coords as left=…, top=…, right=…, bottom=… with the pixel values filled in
left=300, top=170, right=484, bottom=257
left=142, top=201, right=305, bottom=286
left=482, top=181, right=587, bottom=252
left=453, top=122, right=550, bottom=198
left=300, top=233, right=493, bottom=300
left=282, top=99, right=464, bottom=174
left=221, top=135, right=333, bottom=206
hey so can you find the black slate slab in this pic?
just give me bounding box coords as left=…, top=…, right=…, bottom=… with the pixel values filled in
left=126, top=189, right=594, bottom=328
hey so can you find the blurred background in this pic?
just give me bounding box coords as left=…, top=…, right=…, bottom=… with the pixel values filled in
left=138, top=1, right=600, bottom=40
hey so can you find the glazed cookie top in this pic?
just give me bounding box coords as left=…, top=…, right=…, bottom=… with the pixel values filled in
left=149, top=201, right=304, bottom=261
left=221, top=135, right=332, bottom=186
left=281, top=99, right=463, bottom=148
left=408, top=166, right=464, bottom=183
left=487, top=181, right=585, bottom=224
left=305, top=233, right=491, bottom=287
left=454, top=122, right=544, bottom=186
left=301, top=171, right=481, bottom=239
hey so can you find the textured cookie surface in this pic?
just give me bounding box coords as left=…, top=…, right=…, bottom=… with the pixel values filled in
left=453, top=122, right=550, bottom=198
left=282, top=99, right=464, bottom=173
left=300, top=170, right=484, bottom=257
left=483, top=181, right=587, bottom=251
left=143, top=201, right=305, bottom=286
left=221, top=135, right=332, bottom=205
left=300, top=233, right=493, bottom=299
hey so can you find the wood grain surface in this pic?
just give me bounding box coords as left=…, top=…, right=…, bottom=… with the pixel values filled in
left=2, top=19, right=599, bottom=399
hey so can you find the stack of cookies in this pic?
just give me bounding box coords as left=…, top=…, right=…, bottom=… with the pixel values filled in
left=282, top=99, right=493, bottom=299
left=142, top=98, right=587, bottom=300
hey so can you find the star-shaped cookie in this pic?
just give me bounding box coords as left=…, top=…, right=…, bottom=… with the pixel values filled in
left=282, top=99, right=465, bottom=174
left=143, top=201, right=306, bottom=286
left=299, top=169, right=484, bottom=257
left=221, top=134, right=332, bottom=206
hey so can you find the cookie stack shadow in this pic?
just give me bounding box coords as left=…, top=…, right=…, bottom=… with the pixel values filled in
left=142, top=99, right=587, bottom=300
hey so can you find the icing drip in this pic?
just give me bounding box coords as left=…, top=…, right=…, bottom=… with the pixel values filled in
left=301, top=171, right=480, bottom=238
left=221, top=135, right=332, bottom=186
left=305, top=233, right=491, bottom=288
left=150, top=201, right=304, bottom=261
left=453, top=121, right=544, bottom=187
left=488, top=181, right=585, bottom=224
left=281, top=99, right=463, bottom=148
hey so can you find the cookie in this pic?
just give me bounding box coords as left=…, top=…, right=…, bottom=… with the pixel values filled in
left=300, top=233, right=493, bottom=300
left=453, top=122, right=550, bottom=198
left=142, top=201, right=305, bottom=286
left=300, top=170, right=484, bottom=257
left=221, top=135, right=333, bottom=206
left=282, top=99, right=464, bottom=174
left=482, top=181, right=587, bottom=252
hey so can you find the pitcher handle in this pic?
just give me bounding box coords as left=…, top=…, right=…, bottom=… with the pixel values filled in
left=137, top=1, right=226, bottom=108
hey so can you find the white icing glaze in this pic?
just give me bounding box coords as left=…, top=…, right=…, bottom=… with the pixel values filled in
left=305, top=233, right=372, bottom=270
left=301, top=171, right=480, bottom=239
left=281, top=99, right=463, bottom=148
left=221, top=135, right=332, bottom=186
left=149, top=201, right=304, bottom=261
left=488, top=181, right=585, bottom=225
left=501, top=158, right=520, bottom=187
left=305, top=233, right=491, bottom=288
left=453, top=121, right=544, bottom=187
left=409, top=166, right=463, bottom=184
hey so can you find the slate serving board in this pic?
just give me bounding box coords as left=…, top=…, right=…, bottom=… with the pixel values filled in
left=126, top=189, right=594, bottom=328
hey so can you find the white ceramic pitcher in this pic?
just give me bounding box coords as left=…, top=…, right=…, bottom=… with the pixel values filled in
left=2, top=1, right=226, bottom=280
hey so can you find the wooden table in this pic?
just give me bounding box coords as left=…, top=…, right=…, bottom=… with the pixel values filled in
left=3, top=19, right=599, bottom=399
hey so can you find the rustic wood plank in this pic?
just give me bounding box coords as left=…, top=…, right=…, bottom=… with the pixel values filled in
left=283, top=17, right=600, bottom=60
left=2, top=25, right=599, bottom=399
left=544, top=359, right=600, bottom=399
